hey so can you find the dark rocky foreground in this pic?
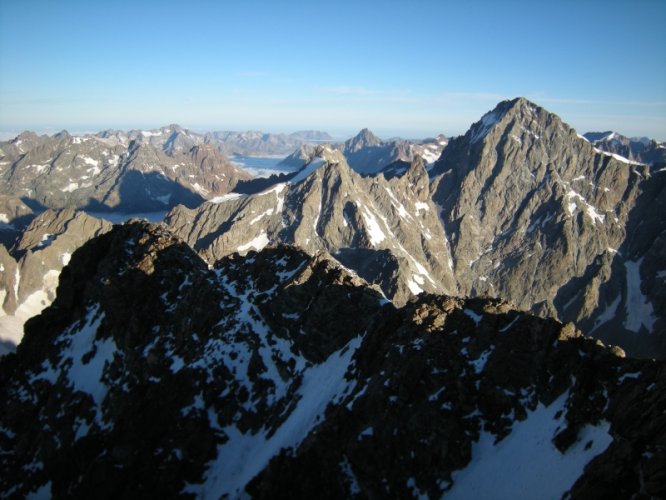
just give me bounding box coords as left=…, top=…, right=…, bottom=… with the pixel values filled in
left=0, top=221, right=664, bottom=498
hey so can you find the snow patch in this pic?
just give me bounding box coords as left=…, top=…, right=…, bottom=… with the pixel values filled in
left=191, top=183, right=209, bottom=196
left=594, top=147, right=643, bottom=166
left=565, top=190, right=605, bottom=224
left=290, top=157, right=325, bottom=185
left=407, top=279, right=424, bottom=295
left=141, top=130, right=163, bottom=137
left=414, top=201, right=430, bottom=214
left=464, top=309, right=483, bottom=326
left=209, top=193, right=246, bottom=204
left=36, top=233, right=56, bottom=249
left=590, top=296, right=621, bottom=334
left=28, top=164, right=49, bottom=173
left=384, top=187, right=412, bottom=220
left=81, top=156, right=99, bottom=167
left=237, top=232, right=270, bottom=254
left=471, top=110, right=503, bottom=143
left=623, top=259, right=656, bottom=333
left=470, top=349, right=493, bottom=374
left=26, top=481, right=52, bottom=499
left=358, top=203, right=386, bottom=246
left=196, top=336, right=362, bottom=498
left=249, top=209, right=274, bottom=225
left=29, top=306, right=114, bottom=426
left=447, top=392, right=613, bottom=500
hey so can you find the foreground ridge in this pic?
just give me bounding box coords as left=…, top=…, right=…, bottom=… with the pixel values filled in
left=0, top=222, right=663, bottom=498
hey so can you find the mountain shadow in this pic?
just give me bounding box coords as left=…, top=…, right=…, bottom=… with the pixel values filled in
left=83, top=170, right=206, bottom=213
left=234, top=172, right=296, bottom=195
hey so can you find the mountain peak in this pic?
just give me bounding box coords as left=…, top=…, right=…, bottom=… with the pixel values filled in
left=345, top=128, right=383, bottom=152
left=467, top=97, right=555, bottom=144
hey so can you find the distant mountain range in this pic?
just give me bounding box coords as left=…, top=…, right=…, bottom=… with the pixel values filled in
left=0, top=128, right=252, bottom=213
left=278, top=129, right=448, bottom=174
left=0, top=126, right=450, bottom=233
left=583, top=131, right=666, bottom=167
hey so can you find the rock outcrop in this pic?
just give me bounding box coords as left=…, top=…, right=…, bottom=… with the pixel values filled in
left=0, top=195, right=34, bottom=248
left=0, top=221, right=663, bottom=498
left=339, top=129, right=447, bottom=174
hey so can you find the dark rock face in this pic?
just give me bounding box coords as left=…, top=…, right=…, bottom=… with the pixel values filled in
left=0, top=195, right=34, bottom=249
left=0, top=222, right=387, bottom=497
left=249, top=301, right=666, bottom=499
left=0, top=222, right=663, bottom=498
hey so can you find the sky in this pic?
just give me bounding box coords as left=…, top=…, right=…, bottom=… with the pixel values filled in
left=1, top=0, right=665, bottom=140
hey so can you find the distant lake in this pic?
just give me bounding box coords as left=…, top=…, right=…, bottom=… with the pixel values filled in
left=231, top=154, right=297, bottom=178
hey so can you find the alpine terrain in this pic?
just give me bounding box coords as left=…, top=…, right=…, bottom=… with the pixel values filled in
left=0, top=221, right=663, bottom=498
left=0, top=126, right=334, bottom=214
left=0, top=97, right=664, bottom=498
left=583, top=131, right=666, bottom=167
left=164, top=98, right=666, bottom=359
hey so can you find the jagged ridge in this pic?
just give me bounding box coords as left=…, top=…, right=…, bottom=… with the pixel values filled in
left=0, top=222, right=663, bottom=498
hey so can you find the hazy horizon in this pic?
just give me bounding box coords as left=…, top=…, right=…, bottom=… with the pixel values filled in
left=0, top=113, right=662, bottom=145
left=1, top=0, right=665, bottom=141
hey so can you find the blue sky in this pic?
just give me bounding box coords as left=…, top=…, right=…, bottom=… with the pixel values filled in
left=1, top=0, right=665, bottom=139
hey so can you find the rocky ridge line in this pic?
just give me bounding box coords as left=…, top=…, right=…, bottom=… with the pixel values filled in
left=0, top=221, right=663, bottom=498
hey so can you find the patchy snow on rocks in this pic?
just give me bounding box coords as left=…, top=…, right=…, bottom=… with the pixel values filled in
left=447, top=392, right=613, bottom=500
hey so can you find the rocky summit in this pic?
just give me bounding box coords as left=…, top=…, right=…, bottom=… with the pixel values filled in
left=0, top=221, right=664, bottom=498
left=431, top=97, right=666, bottom=358
left=339, top=129, right=447, bottom=175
